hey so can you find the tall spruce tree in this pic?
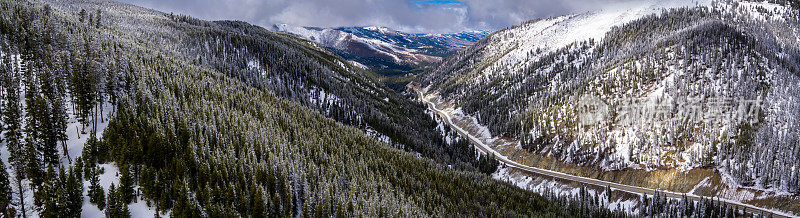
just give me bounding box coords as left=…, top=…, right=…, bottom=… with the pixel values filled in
left=64, top=167, right=83, bottom=217
left=118, top=164, right=134, bottom=204
left=21, top=47, right=46, bottom=187
left=94, top=9, right=101, bottom=28
left=72, top=34, right=97, bottom=134
left=39, top=57, right=68, bottom=164
left=88, top=166, right=105, bottom=210
left=39, top=166, right=58, bottom=218
left=3, top=49, right=27, bottom=218
left=106, top=183, right=131, bottom=218
left=0, top=160, right=13, bottom=218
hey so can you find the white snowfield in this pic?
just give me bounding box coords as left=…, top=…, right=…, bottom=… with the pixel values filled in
left=412, top=85, right=794, bottom=217
left=273, top=24, right=439, bottom=65
left=472, top=0, right=713, bottom=81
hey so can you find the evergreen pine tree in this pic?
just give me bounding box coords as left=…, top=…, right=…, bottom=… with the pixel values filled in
left=88, top=166, right=106, bottom=210
left=72, top=35, right=97, bottom=134
left=84, top=156, right=95, bottom=179
left=39, top=69, right=60, bottom=165
left=39, top=166, right=60, bottom=218
left=78, top=9, right=86, bottom=23
left=40, top=61, right=69, bottom=164
left=171, top=179, right=200, bottom=217
left=21, top=52, right=45, bottom=186
left=118, top=164, right=134, bottom=204
left=64, top=167, right=83, bottom=217
left=74, top=158, right=84, bottom=182
left=251, top=185, right=266, bottom=217
left=106, top=183, right=131, bottom=218
left=107, top=184, right=118, bottom=217
left=3, top=55, right=27, bottom=218
left=95, top=9, right=101, bottom=28
left=0, top=160, right=13, bottom=218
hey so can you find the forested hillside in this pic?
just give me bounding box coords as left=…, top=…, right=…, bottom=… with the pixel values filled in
left=0, top=0, right=593, bottom=216
left=58, top=0, right=496, bottom=176
left=418, top=0, right=800, bottom=199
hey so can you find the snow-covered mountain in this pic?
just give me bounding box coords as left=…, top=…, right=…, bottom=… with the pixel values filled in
left=273, top=24, right=489, bottom=76
left=417, top=0, right=800, bottom=209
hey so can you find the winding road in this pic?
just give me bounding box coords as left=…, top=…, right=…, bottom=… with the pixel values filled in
left=412, top=85, right=792, bottom=218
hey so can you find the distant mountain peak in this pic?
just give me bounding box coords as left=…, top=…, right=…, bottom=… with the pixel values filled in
left=363, top=26, right=395, bottom=33
left=273, top=24, right=490, bottom=76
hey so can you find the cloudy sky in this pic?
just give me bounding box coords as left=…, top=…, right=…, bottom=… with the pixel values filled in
left=118, top=0, right=614, bottom=33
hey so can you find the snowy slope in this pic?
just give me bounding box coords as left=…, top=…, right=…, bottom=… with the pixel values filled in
left=418, top=0, right=800, bottom=198
left=274, top=24, right=441, bottom=66
left=463, top=0, right=711, bottom=80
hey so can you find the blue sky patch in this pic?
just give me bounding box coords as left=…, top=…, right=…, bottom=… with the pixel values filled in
left=413, top=0, right=463, bottom=6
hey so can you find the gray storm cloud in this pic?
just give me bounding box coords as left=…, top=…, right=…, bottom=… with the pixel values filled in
left=118, top=0, right=617, bottom=33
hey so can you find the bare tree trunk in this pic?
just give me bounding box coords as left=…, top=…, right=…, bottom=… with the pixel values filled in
left=93, top=103, right=98, bottom=136
left=16, top=176, right=25, bottom=218
left=100, top=97, right=104, bottom=123
left=62, top=139, right=71, bottom=164
left=71, top=95, right=75, bottom=115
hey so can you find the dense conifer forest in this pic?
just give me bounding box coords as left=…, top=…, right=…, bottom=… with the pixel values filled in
left=0, top=0, right=795, bottom=216
left=0, top=0, right=617, bottom=216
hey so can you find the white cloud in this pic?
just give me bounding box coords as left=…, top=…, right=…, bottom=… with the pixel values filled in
left=118, top=0, right=622, bottom=33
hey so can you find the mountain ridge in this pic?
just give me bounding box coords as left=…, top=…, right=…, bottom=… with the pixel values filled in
left=417, top=0, right=800, bottom=214
left=272, top=23, right=489, bottom=77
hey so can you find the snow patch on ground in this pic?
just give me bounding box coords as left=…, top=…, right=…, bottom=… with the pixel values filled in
left=473, top=0, right=710, bottom=81
left=689, top=177, right=711, bottom=194
left=493, top=166, right=639, bottom=215
left=347, top=60, right=368, bottom=70
left=81, top=163, right=166, bottom=218
left=0, top=95, right=162, bottom=217
left=59, top=101, right=114, bottom=167
left=365, top=127, right=392, bottom=145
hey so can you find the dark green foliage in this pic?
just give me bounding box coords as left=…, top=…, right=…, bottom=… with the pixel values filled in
left=39, top=166, right=83, bottom=218
left=88, top=166, right=106, bottom=210
left=71, top=35, right=98, bottom=133
left=2, top=36, right=26, bottom=218
left=106, top=184, right=131, bottom=218
left=477, top=153, right=499, bottom=175
left=0, top=0, right=625, bottom=217
left=94, top=9, right=100, bottom=28
left=178, top=19, right=489, bottom=173
left=118, top=164, right=135, bottom=204
left=39, top=167, right=59, bottom=218
left=636, top=191, right=751, bottom=217
left=0, top=160, right=13, bottom=217
left=64, top=167, right=84, bottom=217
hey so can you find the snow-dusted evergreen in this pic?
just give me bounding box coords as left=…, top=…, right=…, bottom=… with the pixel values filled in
left=418, top=0, right=800, bottom=197
left=0, top=0, right=627, bottom=216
